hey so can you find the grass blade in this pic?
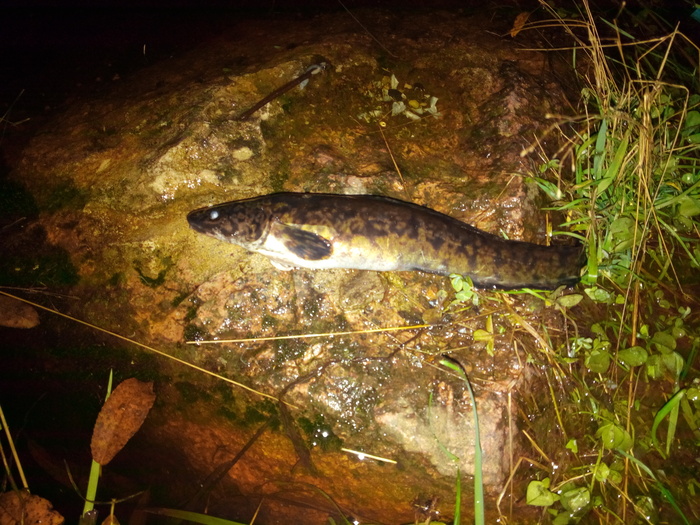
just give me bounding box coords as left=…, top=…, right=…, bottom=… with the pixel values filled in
left=616, top=449, right=690, bottom=525
left=651, top=388, right=686, bottom=457
left=145, top=507, right=249, bottom=524
left=440, top=357, right=484, bottom=525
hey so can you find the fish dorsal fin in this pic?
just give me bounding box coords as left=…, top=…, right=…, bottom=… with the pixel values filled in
left=276, top=224, right=333, bottom=260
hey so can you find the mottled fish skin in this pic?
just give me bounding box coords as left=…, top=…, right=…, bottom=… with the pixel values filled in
left=187, top=193, right=586, bottom=290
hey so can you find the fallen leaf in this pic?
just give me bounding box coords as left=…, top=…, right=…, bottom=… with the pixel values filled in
left=0, top=491, right=64, bottom=525
left=510, top=11, right=531, bottom=38
left=91, top=378, right=156, bottom=465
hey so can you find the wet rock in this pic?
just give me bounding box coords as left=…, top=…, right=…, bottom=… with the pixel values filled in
left=7, top=8, right=572, bottom=524
left=0, top=294, right=40, bottom=329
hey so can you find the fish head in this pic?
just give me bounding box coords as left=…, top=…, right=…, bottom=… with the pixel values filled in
left=187, top=200, right=271, bottom=249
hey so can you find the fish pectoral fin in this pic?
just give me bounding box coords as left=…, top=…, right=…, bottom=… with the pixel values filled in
left=277, top=224, right=333, bottom=260
left=270, top=259, right=296, bottom=271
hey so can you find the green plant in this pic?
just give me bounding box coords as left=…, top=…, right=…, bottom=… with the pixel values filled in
left=440, top=357, right=484, bottom=525
left=512, top=1, right=700, bottom=523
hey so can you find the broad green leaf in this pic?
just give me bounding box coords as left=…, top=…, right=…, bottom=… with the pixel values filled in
left=473, top=329, right=493, bottom=342
left=634, top=496, right=658, bottom=523
left=552, top=512, right=572, bottom=525
left=565, top=439, right=578, bottom=453
left=687, top=386, right=700, bottom=403
left=526, top=479, right=559, bottom=506
left=671, top=325, right=686, bottom=339
left=535, top=176, right=563, bottom=200
left=596, top=422, right=632, bottom=450
left=608, top=217, right=636, bottom=252
left=596, top=175, right=615, bottom=194
left=594, top=462, right=623, bottom=484
left=651, top=331, right=677, bottom=354
left=600, top=133, right=629, bottom=190
left=451, top=274, right=465, bottom=292
left=678, top=196, right=700, bottom=218
left=618, top=346, right=648, bottom=367
left=557, top=294, right=583, bottom=308
left=584, top=287, right=614, bottom=304
left=560, top=486, right=590, bottom=513
left=594, top=463, right=610, bottom=483
left=593, top=120, right=608, bottom=178
left=661, top=352, right=684, bottom=379
left=683, top=110, right=700, bottom=130
left=586, top=348, right=611, bottom=374
left=591, top=323, right=608, bottom=338
left=646, top=354, right=663, bottom=379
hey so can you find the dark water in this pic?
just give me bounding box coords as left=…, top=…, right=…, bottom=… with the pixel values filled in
left=2, top=0, right=697, bottom=124
left=1, top=8, right=229, bottom=121
left=0, top=1, right=472, bottom=118
left=0, top=324, right=112, bottom=518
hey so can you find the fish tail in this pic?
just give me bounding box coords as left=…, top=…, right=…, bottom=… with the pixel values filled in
left=471, top=241, right=586, bottom=290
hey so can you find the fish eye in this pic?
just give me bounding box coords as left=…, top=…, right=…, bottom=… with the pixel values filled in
left=209, top=210, right=219, bottom=220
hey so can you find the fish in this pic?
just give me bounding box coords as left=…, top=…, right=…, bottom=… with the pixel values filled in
left=186, top=192, right=586, bottom=290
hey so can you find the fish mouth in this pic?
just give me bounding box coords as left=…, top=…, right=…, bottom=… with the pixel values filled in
left=186, top=208, right=212, bottom=234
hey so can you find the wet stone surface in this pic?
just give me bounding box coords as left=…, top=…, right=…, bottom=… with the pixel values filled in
left=5, top=8, right=575, bottom=524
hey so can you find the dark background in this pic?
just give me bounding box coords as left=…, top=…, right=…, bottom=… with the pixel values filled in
left=1, top=0, right=698, bottom=122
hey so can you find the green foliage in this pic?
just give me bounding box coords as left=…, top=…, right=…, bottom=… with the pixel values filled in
left=449, top=273, right=479, bottom=308
left=596, top=421, right=632, bottom=451
left=526, top=478, right=559, bottom=506
left=82, top=372, right=114, bottom=519
left=472, top=314, right=495, bottom=356
left=548, top=86, right=700, bottom=291
left=515, top=2, right=700, bottom=523
left=617, top=450, right=691, bottom=525
left=144, top=507, right=248, bottom=524
left=440, top=357, right=483, bottom=525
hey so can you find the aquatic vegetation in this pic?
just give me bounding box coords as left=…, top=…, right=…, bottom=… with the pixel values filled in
left=489, top=2, right=700, bottom=523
